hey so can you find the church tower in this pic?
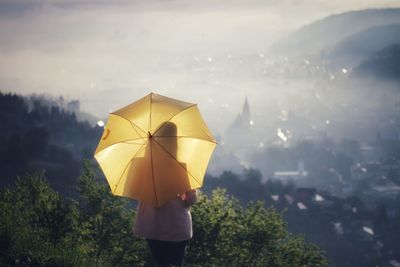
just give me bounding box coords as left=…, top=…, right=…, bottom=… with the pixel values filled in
left=230, top=96, right=251, bottom=128
left=225, top=96, right=256, bottom=159
left=242, top=96, right=250, bottom=123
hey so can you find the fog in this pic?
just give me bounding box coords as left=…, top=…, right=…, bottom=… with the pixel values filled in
left=1, top=0, right=400, bottom=176
left=3, top=3, right=400, bottom=266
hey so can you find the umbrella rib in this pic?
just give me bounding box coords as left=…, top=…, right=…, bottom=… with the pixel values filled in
left=149, top=140, right=159, bottom=207
left=113, top=141, right=148, bottom=194
left=120, top=140, right=148, bottom=144
left=152, top=138, right=202, bottom=188
left=148, top=95, right=159, bottom=205
left=152, top=104, right=196, bottom=136
left=148, top=93, right=153, bottom=134
left=95, top=137, right=147, bottom=155
left=155, top=136, right=217, bottom=144
left=154, top=104, right=215, bottom=142
left=110, top=113, right=147, bottom=137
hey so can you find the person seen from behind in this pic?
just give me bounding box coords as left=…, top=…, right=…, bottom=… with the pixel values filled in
left=133, top=122, right=198, bottom=267
left=134, top=189, right=197, bottom=266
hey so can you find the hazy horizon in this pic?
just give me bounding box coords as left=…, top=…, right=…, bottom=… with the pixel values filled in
left=1, top=0, right=400, bottom=118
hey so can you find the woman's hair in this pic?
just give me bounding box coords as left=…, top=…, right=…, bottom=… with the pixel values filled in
left=156, top=122, right=177, bottom=137
left=155, top=122, right=178, bottom=157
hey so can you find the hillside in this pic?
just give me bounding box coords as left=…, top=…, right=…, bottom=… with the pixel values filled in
left=328, top=24, right=400, bottom=67
left=271, top=8, right=400, bottom=56
left=0, top=170, right=327, bottom=266
left=352, top=43, right=400, bottom=83
left=0, top=92, right=102, bottom=194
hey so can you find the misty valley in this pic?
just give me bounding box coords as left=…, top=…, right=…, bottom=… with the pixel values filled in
left=1, top=6, right=400, bottom=267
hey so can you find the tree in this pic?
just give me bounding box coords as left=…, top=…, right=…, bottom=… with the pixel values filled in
left=0, top=172, right=84, bottom=266
left=72, top=162, right=149, bottom=266
left=0, top=165, right=327, bottom=266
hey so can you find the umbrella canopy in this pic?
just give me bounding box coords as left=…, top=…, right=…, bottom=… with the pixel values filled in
left=94, top=93, right=216, bottom=207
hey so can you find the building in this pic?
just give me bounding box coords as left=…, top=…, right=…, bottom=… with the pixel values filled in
left=224, top=97, right=257, bottom=158
left=273, top=159, right=308, bottom=180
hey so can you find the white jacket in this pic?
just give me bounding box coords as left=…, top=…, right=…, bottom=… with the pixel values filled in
left=133, top=190, right=198, bottom=241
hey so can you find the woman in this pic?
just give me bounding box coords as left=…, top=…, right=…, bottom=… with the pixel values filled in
left=133, top=122, right=198, bottom=266
left=133, top=189, right=198, bottom=267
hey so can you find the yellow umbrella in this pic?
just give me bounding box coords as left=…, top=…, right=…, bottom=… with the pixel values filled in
left=94, top=93, right=216, bottom=207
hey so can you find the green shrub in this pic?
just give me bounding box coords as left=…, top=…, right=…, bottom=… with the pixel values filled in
left=187, top=189, right=327, bottom=267
left=0, top=164, right=327, bottom=266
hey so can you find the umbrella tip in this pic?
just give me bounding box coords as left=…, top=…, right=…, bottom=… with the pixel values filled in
left=148, top=131, right=152, bottom=139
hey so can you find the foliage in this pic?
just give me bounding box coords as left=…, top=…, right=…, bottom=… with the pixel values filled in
left=0, top=164, right=327, bottom=266
left=0, top=166, right=149, bottom=266
left=0, top=92, right=101, bottom=195
left=0, top=172, right=85, bottom=266
left=187, top=189, right=327, bottom=267
left=72, top=162, right=149, bottom=266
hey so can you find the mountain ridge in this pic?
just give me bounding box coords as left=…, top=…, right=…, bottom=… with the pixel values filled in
left=352, top=43, right=400, bottom=83
left=328, top=23, right=400, bottom=67
left=271, top=8, right=400, bottom=56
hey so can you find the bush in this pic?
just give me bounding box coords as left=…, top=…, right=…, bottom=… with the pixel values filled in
left=0, top=165, right=327, bottom=266
left=0, top=172, right=85, bottom=266
left=187, top=189, right=327, bottom=267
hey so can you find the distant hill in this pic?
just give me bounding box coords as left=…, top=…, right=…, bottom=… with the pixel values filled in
left=352, top=44, right=400, bottom=83
left=328, top=24, right=400, bottom=67
left=24, top=93, right=99, bottom=126
left=271, top=8, right=400, bottom=56
left=0, top=92, right=102, bottom=195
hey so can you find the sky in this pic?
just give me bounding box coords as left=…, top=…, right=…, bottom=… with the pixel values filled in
left=1, top=0, right=400, bottom=119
